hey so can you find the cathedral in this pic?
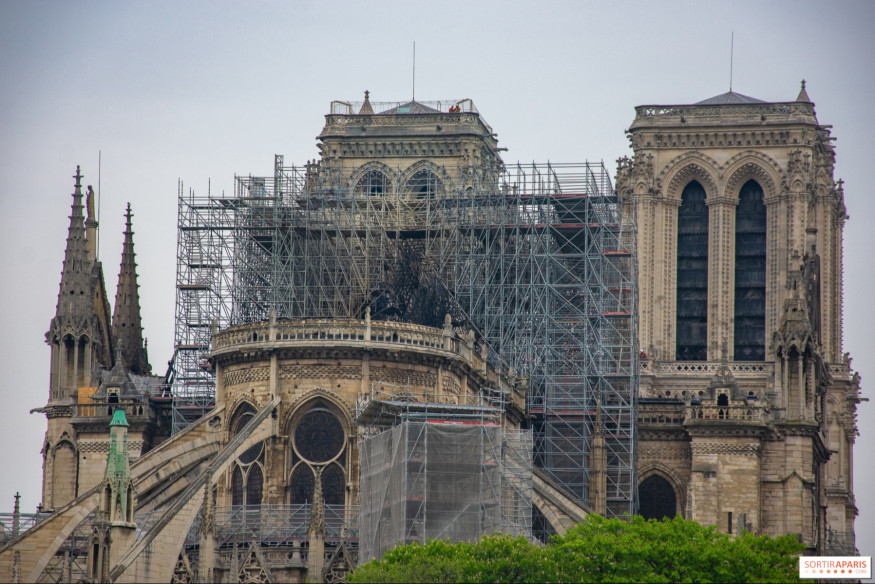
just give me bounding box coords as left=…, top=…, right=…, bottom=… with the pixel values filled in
left=0, top=83, right=861, bottom=583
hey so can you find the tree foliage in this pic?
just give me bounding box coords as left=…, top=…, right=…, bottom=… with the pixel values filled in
left=349, top=515, right=809, bottom=584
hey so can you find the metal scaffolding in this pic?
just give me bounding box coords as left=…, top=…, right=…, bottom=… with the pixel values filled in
left=170, top=181, right=235, bottom=434
left=172, top=148, right=637, bottom=515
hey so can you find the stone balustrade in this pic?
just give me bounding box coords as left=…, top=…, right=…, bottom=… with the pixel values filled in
left=214, top=318, right=465, bottom=359
left=686, top=404, right=765, bottom=423
left=641, top=360, right=773, bottom=378
left=638, top=404, right=686, bottom=425
left=212, top=318, right=525, bottom=410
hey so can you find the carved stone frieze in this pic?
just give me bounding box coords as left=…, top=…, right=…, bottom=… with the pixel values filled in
left=223, top=366, right=270, bottom=387
left=691, top=442, right=761, bottom=456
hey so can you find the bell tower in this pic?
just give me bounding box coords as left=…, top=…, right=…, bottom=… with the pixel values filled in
left=618, top=84, right=860, bottom=551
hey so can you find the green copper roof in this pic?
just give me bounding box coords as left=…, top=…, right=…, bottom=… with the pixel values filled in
left=109, top=409, right=130, bottom=427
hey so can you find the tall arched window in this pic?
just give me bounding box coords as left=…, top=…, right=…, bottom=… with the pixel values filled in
left=229, top=403, right=264, bottom=507
left=734, top=180, right=766, bottom=361
left=676, top=181, right=709, bottom=360
left=355, top=169, right=388, bottom=197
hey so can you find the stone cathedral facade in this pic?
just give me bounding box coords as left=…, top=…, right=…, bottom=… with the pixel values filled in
left=618, top=83, right=860, bottom=553
left=0, top=82, right=861, bottom=584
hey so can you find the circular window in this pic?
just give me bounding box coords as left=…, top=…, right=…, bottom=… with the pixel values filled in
left=294, top=409, right=345, bottom=463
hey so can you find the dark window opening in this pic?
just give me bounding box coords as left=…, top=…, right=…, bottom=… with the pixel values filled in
left=734, top=180, right=766, bottom=361
left=639, top=475, right=677, bottom=520
left=676, top=181, right=709, bottom=360
left=355, top=170, right=388, bottom=197
left=246, top=465, right=263, bottom=508
left=406, top=169, right=442, bottom=200
left=289, top=464, right=315, bottom=505
left=322, top=463, right=346, bottom=505
left=231, top=465, right=244, bottom=506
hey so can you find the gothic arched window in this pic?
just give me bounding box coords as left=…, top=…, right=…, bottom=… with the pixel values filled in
left=406, top=169, right=442, bottom=200
left=676, top=181, right=709, bottom=361
left=229, top=403, right=264, bottom=507
left=288, top=402, right=348, bottom=506
left=355, top=169, right=388, bottom=197
left=734, top=180, right=766, bottom=361
left=638, top=475, right=678, bottom=520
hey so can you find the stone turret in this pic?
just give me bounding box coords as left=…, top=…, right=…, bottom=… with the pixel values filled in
left=111, top=204, right=151, bottom=375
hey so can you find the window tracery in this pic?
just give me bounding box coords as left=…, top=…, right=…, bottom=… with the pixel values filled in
left=406, top=169, right=442, bottom=200
left=676, top=180, right=709, bottom=360
left=354, top=169, right=388, bottom=197
left=734, top=180, right=766, bottom=361
left=230, top=403, right=264, bottom=507
left=288, top=402, right=348, bottom=506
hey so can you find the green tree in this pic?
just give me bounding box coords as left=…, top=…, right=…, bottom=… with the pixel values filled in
left=349, top=515, right=809, bottom=584
left=549, top=515, right=807, bottom=583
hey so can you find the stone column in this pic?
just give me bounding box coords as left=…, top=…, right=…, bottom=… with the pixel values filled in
left=307, top=467, right=326, bottom=580
left=706, top=194, right=735, bottom=360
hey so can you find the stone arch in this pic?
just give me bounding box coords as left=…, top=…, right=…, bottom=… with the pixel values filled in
left=283, top=389, right=354, bottom=507
left=775, top=329, right=813, bottom=358
left=50, top=440, right=78, bottom=509
left=659, top=153, right=720, bottom=202
left=401, top=160, right=450, bottom=199
left=282, top=387, right=354, bottom=436
left=227, top=399, right=258, bottom=435
left=350, top=161, right=396, bottom=197
left=638, top=466, right=685, bottom=518
left=723, top=151, right=782, bottom=201
left=227, top=399, right=264, bottom=506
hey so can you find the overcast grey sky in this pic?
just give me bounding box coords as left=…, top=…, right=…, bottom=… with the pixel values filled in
left=1, top=0, right=872, bottom=557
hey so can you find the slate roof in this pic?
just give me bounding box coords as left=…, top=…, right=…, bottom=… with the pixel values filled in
left=378, top=100, right=442, bottom=115
left=695, top=91, right=766, bottom=105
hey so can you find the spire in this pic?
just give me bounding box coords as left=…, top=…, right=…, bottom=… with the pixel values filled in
left=796, top=79, right=811, bottom=103
left=358, top=90, right=374, bottom=115
left=46, top=167, right=114, bottom=400
left=53, top=167, right=92, bottom=313
left=112, top=204, right=151, bottom=375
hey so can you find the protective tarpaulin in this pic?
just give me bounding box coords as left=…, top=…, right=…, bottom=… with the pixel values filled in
left=358, top=421, right=532, bottom=562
